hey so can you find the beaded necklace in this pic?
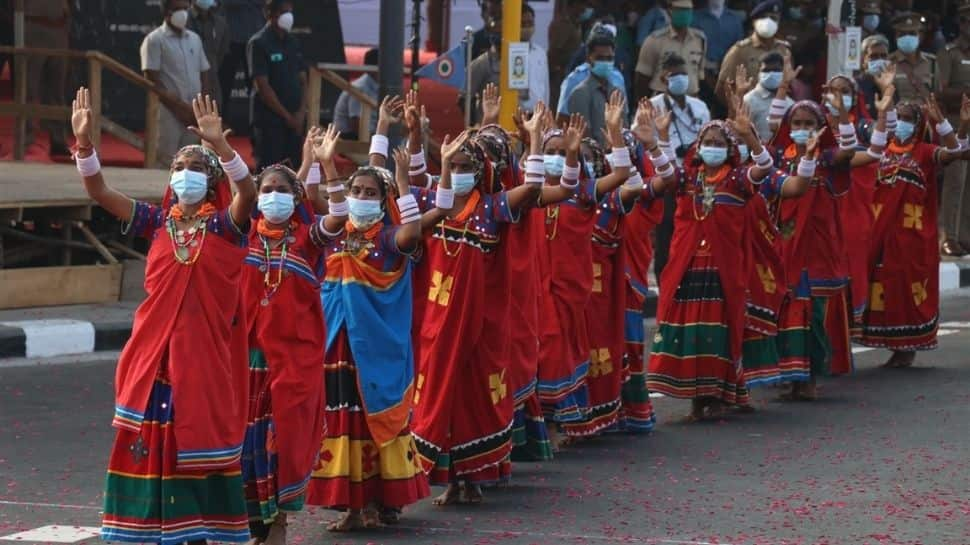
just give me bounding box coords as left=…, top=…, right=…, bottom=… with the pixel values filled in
left=691, top=165, right=730, bottom=221
left=259, top=233, right=288, bottom=306
left=545, top=205, right=560, bottom=240
left=166, top=203, right=215, bottom=265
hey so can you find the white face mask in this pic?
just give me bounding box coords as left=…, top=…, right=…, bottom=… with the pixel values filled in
left=277, top=11, right=294, bottom=32
left=169, top=9, right=189, bottom=30
left=754, top=17, right=779, bottom=39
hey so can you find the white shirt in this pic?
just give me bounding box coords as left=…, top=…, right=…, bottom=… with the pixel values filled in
left=519, top=43, right=549, bottom=111
left=649, top=93, right=710, bottom=163
left=140, top=24, right=210, bottom=102
left=744, top=85, right=793, bottom=144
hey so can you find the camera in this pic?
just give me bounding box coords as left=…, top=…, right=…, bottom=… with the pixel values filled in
left=675, top=145, right=689, bottom=158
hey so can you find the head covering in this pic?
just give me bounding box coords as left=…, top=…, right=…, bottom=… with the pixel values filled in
left=475, top=125, right=520, bottom=190
left=859, top=0, right=881, bottom=14
left=891, top=12, right=922, bottom=32
left=252, top=164, right=314, bottom=225
left=162, top=145, right=231, bottom=211
left=581, top=136, right=609, bottom=180
left=455, top=138, right=495, bottom=194
left=751, top=0, right=783, bottom=19
left=768, top=100, right=837, bottom=151
left=684, top=120, right=743, bottom=170
left=893, top=100, right=928, bottom=143
left=347, top=165, right=403, bottom=224
left=825, top=74, right=873, bottom=123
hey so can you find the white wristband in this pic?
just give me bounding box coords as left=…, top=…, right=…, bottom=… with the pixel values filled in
left=611, top=147, right=632, bottom=168
left=410, top=149, right=425, bottom=167
left=220, top=152, right=250, bottom=182
left=559, top=176, right=579, bottom=189
left=369, top=134, right=389, bottom=157
left=562, top=163, right=581, bottom=181
left=959, top=137, right=969, bottom=151
left=839, top=123, right=855, bottom=138
left=886, top=109, right=898, bottom=130
left=328, top=199, right=349, bottom=217
left=649, top=149, right=671, bottom=170
left=866, top=148, right=883, bottom=160
left=657, top=163, right=675, bottom=178
left=797, top=157, right=817, bottom=178
left=436, top=187, right=455, bottom=209
left=525, top=155, right=545, bottom=177
left=306, top=163, right=321, bottom=186
left=397, top=194, right=420, bottom=224
left=751, top=147, right=772, bottom=168
left=936, top=119, right=954, bottom=137
left=624, top=172, right=644, bottom=189
left=870, top=129, right=888, bottom=148
left=76, top=150, right=101, bottom=177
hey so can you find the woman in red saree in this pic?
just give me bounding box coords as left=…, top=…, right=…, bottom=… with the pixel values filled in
left=536, top=92, right=636, bottom=442
left=306, top=144, right=429, bottom=529
left=768, top=92, right=889, bottom=401
left=239, top=126, right=341, bottom=543
left=860, top=96, right=970, bottom=367
left=72, top=90, right=257, bottom=545
left=645, top=100, right=788, bottom=421
left=409, top=106, right=548, bottom=506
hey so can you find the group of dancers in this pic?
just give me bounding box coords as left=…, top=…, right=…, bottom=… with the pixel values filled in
left=67, top=64, right=970, bottom=543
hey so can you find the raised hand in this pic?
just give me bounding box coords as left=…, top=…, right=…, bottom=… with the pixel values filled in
left=875, top=84, right=895, bottom=114
left=440, top=129, right=471, bottom=162
left=806, top=126, right=827, bottom=157
left=782, top=55, right=803, bottom=88
left=392, top=145, right=410, bottom=178
left=481, top=82, right=501, bottom=124
left=522, top=101, right=546, bottom=136
left=631, top=98, right=656, bottom=145
left=824, top=85, right=849, bottom=118
left=733, top=63, right=754, bottom=97
left=302, top=125, right=323, bottom=165
left=875, top=62, right=896, bottom=92
left=378, top=94, right=404, bottom=127
left=564, top=113, right=587, bottom=154
left=312, top=124, right=341, bottom=164
left=188, top=94, right=230, bottom=147
left=924, top=93, right=945, bottom=124
left=727, top=100, right=756, bottom=143
left=71, top=87, right=93, bottom=147
left=604, top=89, right=625, bottom=134
left=404, top=89, right=421, bottom=134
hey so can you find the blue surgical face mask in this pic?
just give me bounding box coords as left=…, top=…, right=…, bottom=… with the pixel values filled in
left=346, top=197, right=384, bottom=228
left=591, top=60, right=613, bottom=79
left=170, top=169, right=209, bottom=205
left=543, top=154, right=565, bottom=176
left=897, top=34, right=919, bottom=54
left=698, top=146, right=728, bottom=167
left=863, top=14, right=880, bottom=32
left=867, top=58, right=889, bottom=76
left=895, top=119, right=916, bottom=142
left=451, top=172, right=477, bottom=196
left=195, top=0, right=216, bottom=10
left=737, top=144, right=749, bottom=161
left=258, top=191, right=295, bottom=224
left=759, top=71, right=783, bottom=90
left=790, top=128, right=812, bottom=145
left=667, top=74, right=690, bottom=96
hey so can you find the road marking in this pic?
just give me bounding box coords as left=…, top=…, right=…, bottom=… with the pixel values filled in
left=0, top=319, right=94, bottom=358
left=0, top=526, right=99, bottom=543
left=852, top=346, right=874, bottom=354
left=940, top=321, right=970, bottom=328
left=0, top=500, right=100, bottom=511
left=937, top=328, right=958, bottom=336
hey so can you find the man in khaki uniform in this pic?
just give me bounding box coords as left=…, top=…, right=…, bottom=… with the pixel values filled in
left=716, top=0, right=791, bottom=105
left=937, top=2, right=970, bottom=256
left=635, top=0, right=706, bottom=99
left=25, top=0, right=70, bottom=156
left=889, top=13, right=936, bottom=103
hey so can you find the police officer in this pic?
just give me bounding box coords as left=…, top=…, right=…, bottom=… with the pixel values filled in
left=889, top=12, right=937, bottom=103
left=716, top=0, right=791, bottom=105
left=937, top=1, right=970, bottom=256
left=635, top=0, right=707, bottom=101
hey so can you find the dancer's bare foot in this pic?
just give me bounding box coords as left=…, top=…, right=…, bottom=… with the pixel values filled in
left=881, top=351, right=903, bottom=368
left=360, top=504, right=384, bottom=529
left=798, top=381, right=818, bottom=401
left=379, top=506, right=401, bottom=525
left=892, top=350, right=915, bottom=368
left=326, top=510, right=364, bottom=532
left=683, top=398, right=706, bottom=422
left=705, top=399, right=727, bottom=419
left=777, top=383, right=801, bottom=401
left=460, top=483, right=483, bottom=504
left=432, top=483, right=461, bottom=506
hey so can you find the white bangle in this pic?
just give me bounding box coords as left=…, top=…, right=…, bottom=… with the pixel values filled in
left=318, top=217, right=343, bottom=238
left=936, top=119, right=955, bottom=137
left=326, top=184, right=345, bottom=194
left=559, top=176, right=579, bottom=189
left=657, top=163, right=675, bottom=177
left=525, top=155, right=544, bottom=177
left=839, top=139, right=858, bottom=151
left=649, top=150, right=670, bottom=170
left=870, top=129, right=887, bottom=147
left=436, top=187, right=455, bottom=209
left=624, top=172, right=644, bottom=189
left=328, top=199, right=349, bottom=217
left=839, top=123, right=855, bottom=138
left=562, top=163, right=581, bottom=181
left=866, top=148, right=883, bottom=160
left=397, top=194, right=420, bottom=224
left=220, top=152, right=250, bottom=182
left=369, top=134, right=389, bottom=157
left=751, top=147, right=772, bottom=167
left=305, top=163, right=321, bottom=186
left=76, top=150, right=101, bottom=177
left=886, top=109, right=898, bottom=130
left=959, top=137, right=969, bottom=151
left=611, top=147, right=632, bottom=168
left=797, top=157, right=817, bottom=178
left=410, top=149, right=425, bottom=167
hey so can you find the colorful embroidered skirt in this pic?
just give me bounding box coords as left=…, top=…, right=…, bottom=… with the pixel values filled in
left=617, top=284, right=656, bottom=433
left=776, top=287, right=853, bottom=379
left=306, top=331, right=428, bottom=509
left=511, top=391, right=553, bottom=462
left=860, top=263, right=939, bottom=351
left=241, top=349, right=307, bottom=525
left=741, top=329, right=783, bottom=387
left=646, top=255, right=749, bottom=405
left=101, top=378, right=250, bottom=545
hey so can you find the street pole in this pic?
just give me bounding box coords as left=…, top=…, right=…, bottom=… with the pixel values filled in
left=378, top=0, right=405, bottom=102
left=464, top=26, right=473, bottom=128
left=410, top=0, right=422, bottom=90
left=498, top=0, right=522, bottom=130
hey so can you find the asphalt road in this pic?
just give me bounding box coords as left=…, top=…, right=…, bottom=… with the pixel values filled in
left=2, top=297, right=970, bottom=545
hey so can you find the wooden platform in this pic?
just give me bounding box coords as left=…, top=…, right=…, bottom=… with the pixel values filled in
left=0, top=160, right=165, bottom=222
left=0, top=160, right=164, bottom=309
